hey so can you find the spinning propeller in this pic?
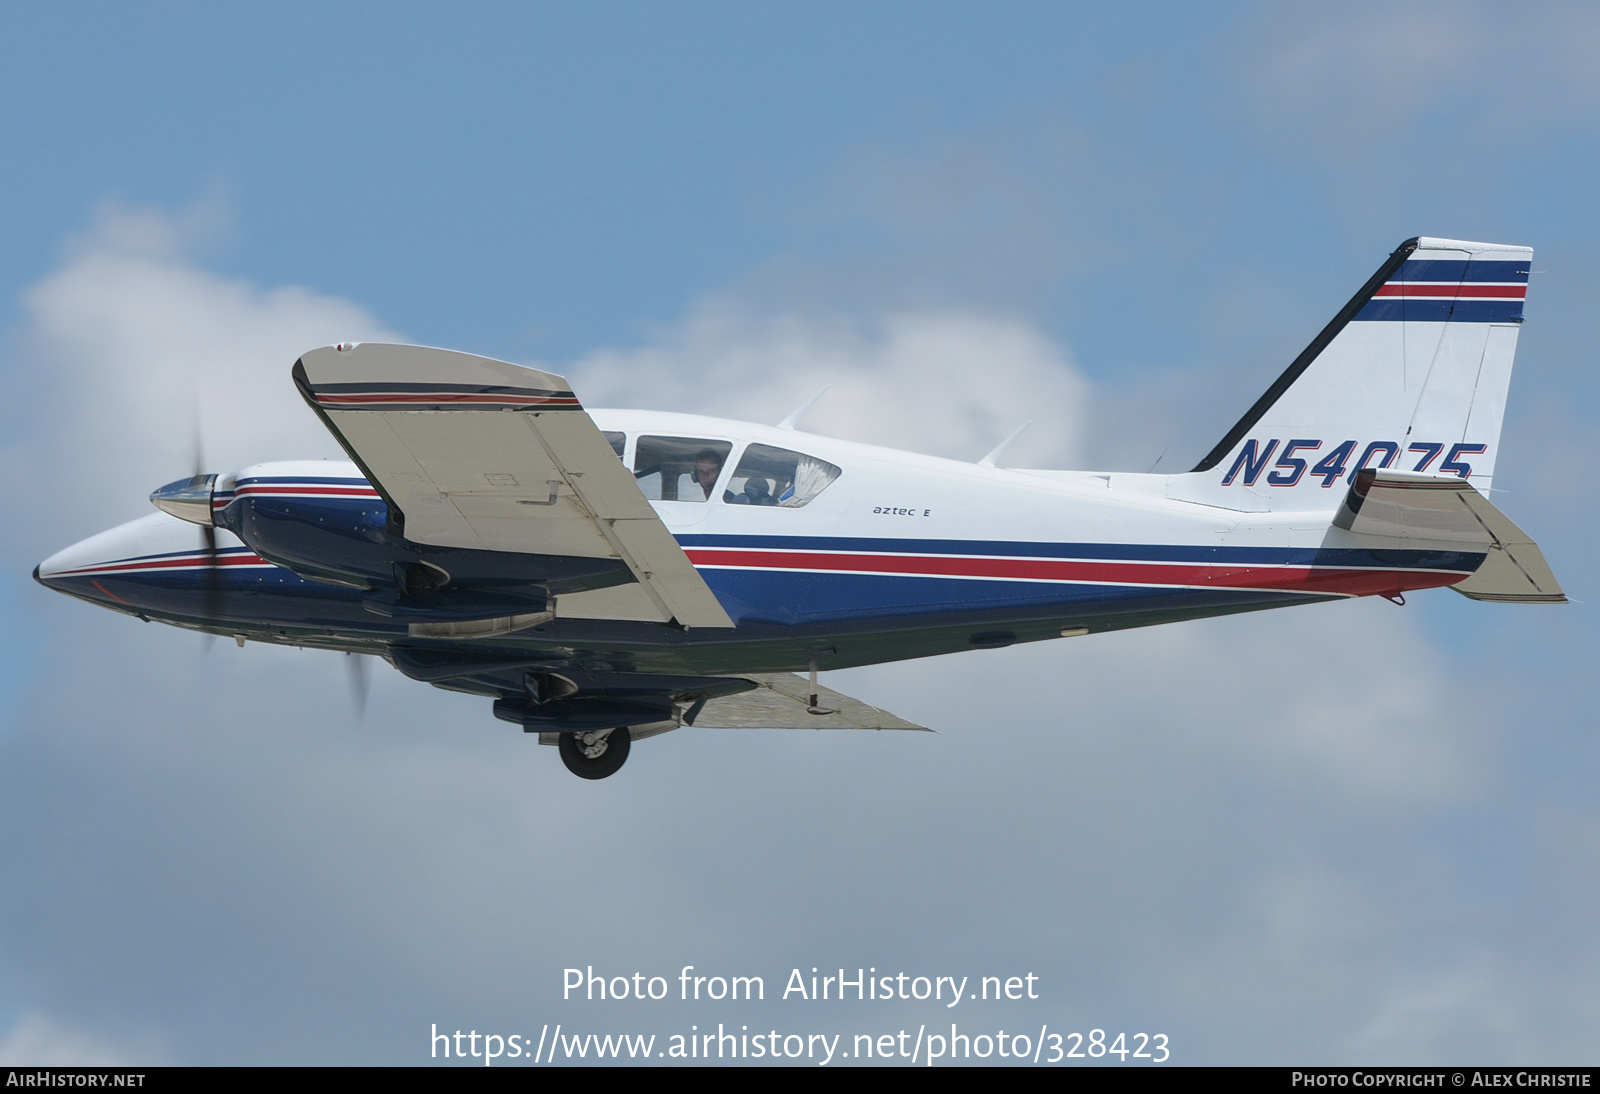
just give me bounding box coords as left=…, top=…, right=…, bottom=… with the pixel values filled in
left=149, top=432, right=221, bottom=646
left=346, top=653, right=371, bottom=720
left=150, top=437, right=375, bottom=717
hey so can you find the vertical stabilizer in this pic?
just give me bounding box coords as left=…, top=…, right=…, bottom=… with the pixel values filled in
left=1177, top=238, right=1530, bottom=511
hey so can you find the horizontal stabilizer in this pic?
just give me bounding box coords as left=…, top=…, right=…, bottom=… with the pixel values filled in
left=1335, top=469, right=1565, bottom=603
left=1449, top=514, right=1566, bottom=605
left=692, top=673, right=929, bottom=731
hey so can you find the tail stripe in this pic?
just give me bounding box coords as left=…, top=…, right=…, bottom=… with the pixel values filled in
left=1355, top=256, right=1529, bottom=324
left=1388, top=259, right=1529, bottom=283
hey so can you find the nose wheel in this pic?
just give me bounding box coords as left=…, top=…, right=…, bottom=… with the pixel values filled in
left=558, top=727, right=631, bottom=779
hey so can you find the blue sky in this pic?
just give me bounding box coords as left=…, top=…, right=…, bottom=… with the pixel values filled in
left=2, top=1, right=1598, bottom=1065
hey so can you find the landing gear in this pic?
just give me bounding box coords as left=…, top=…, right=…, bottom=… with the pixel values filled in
left=558, top=726, right=631, bottom=779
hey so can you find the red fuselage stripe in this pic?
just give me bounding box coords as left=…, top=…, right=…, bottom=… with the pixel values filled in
left=682, top=548, right=1462, bottom=596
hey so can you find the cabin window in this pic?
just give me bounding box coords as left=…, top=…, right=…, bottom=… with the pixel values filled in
left=601, top=431, right=626, bottom=459
left=633, top=436, right=732, bottom=501
left=723, top=444, right=841, bottom=508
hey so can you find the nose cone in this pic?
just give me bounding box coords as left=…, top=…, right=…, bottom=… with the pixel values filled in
left=35, top=519, right=154, bottom=603
left=35, top=512, right=215, bottom=614
left=35, top=538, right=96, bottom=588
left=150, top=474, right=216, bottom=526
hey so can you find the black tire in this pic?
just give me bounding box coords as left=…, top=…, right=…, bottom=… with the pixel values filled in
left=558, top=726, right=631, bottom=779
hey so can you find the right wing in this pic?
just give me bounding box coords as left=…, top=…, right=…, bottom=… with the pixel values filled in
left=293, top=342, right=734, bottom=628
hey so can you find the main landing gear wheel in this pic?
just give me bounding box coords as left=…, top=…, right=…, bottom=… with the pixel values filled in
left=558, top=726, right=631, bottom=779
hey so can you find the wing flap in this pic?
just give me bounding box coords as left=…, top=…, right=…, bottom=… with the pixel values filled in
left=294, top=343, right=735, bottom=628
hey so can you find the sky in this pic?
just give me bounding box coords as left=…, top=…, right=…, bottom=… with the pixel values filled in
left=1, top=0, right=1598, bottom=1066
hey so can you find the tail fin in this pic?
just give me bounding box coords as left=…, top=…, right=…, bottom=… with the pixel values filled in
left=1184, top=237, right=1530, bottom=510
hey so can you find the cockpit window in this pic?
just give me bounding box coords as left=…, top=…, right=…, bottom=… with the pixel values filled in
left=633, top=436, right=732, bottom=501
left=601, top=431, right=626, bottom=459
left=723, top=444, right=841, bottom=508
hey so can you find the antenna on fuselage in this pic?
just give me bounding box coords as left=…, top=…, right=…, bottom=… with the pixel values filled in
left=977, top=421, right=1032, bottom=468
left=777, top=385, right=830, bottom=431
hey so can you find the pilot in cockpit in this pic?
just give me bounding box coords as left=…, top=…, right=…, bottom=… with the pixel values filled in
left=693, top=449, right=724, bottom=499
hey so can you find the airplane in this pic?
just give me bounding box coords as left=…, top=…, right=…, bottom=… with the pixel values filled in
left=34, top=236, right=1565, bottom=779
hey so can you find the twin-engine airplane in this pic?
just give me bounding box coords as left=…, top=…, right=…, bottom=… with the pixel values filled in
left=36, top=237, right=1565, bottom=778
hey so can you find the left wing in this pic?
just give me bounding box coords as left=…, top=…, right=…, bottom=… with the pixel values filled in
left=293, top=342, right=734, bottom=628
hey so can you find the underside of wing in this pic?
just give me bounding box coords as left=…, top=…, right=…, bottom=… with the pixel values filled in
left=1335, top=469, right=1565, bottom=603
left=392, top=644, right=927, bottom=734
left=693, top=673, right=930, bottom=731
left=294, top=343, right=733, bottom=628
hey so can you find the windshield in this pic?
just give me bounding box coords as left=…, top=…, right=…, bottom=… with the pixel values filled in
left=723, top=444, right=841, bottom=508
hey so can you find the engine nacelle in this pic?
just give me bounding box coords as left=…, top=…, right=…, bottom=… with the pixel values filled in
left=162, top=460, right=631, bottom=622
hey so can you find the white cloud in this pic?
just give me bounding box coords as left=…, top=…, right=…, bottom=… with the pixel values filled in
left=1231, top=1, right=1600, bottom=162
left=3, top=201, right=1089, bottom=563
left=0, top=1013, right=162, bottom=1066
left=1352, top=961, right=1530, bottom=1063
left=564, top=301, right=1088, bottom=469
left=1239, top=5, right=1485, bottom=133
left=851, top=590, right=1484, bottom=811
left=2, top=199, right=399, bottom=553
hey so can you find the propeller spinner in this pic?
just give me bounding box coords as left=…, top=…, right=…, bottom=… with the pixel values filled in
left=149, top=474, right=217, bottom=526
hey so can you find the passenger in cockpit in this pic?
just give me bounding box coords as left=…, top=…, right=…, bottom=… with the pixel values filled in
left=727, top=474, right=775, bottom=505
left=742, top=475, right=775, bottom=505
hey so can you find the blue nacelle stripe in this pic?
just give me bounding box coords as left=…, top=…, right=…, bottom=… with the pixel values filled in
left=233, top=476, right=373, bottom=486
